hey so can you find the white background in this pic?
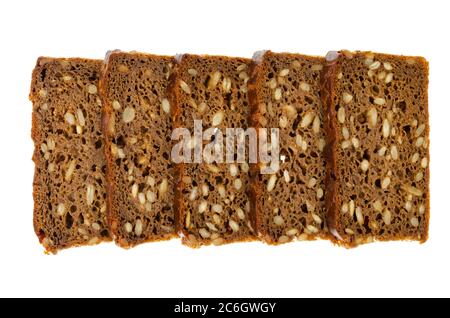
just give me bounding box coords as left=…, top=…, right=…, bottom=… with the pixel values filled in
left=0, top=0, right=448, bottom=298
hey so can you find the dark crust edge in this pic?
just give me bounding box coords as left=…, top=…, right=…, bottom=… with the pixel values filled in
left=247, top=51, right=266, bottom=243
left=171, top=53, right=257, bottom=248
left=166, top=57, right=184, bottom=244
left=99, top=51, right=118, bottom=246
left=422, top=56, right=430, bottom=244
left=98, top=50, right=178, bottom=249
left=30, top=56, right=112, bottom=254
left=320, top=53, right=342, bottom=246
left=320, top=51, right=430, bottom=247
left=30, top=58, right=46, bottom=251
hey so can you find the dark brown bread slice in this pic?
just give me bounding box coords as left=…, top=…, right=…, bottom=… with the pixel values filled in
left=30, top=57, right=110, bottom=253
left=321, top=51, right=429, bottom=247
left=99, top=51, right=177, bottom=248
left=248, top=51, right=329, bottom=244
left=170, top=54, right=255, bottom=247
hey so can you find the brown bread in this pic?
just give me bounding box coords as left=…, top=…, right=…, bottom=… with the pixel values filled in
left=248, top=51, right=329, bottom=244
left=321, top=51, right=430, bottom=246
left=170, top=54, right=255, bottom=247
left=99, top=51, right=177, bottom=248
left=30, top=57, right=110, bottom=253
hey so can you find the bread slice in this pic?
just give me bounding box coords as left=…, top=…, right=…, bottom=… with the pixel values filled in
left=248, top=51, right=328, bottom=244
left=321, top=51, right=429, bottom=246
left=170, top=54, right=255, bottom=247
left=30, top=57, right=110, bottom=253
left=99, top=51, right=177, bottom=248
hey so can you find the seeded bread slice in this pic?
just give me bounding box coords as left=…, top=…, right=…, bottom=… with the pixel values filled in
left=99, top=51, right=177, bottom=248
left=248, top=51, right=329, bottom=244
left=170, top=54, right=255, bottom=247
left=30, top=57, right=110, bottom=253
left=321, top=51, right=429, bottom=246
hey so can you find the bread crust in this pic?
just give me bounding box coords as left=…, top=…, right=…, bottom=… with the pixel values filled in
left=320, top=53, right=340, bottom=244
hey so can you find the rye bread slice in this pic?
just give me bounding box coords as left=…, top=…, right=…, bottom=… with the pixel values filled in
left=169, top=54, right=255, bottom=247
left=30, top=57, right=110, bottom=253
left=99, top=51, right=177, bottom=248
left=248, top=51, right=329, bottom=244
left=321, top=51, right=430, bottom=246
